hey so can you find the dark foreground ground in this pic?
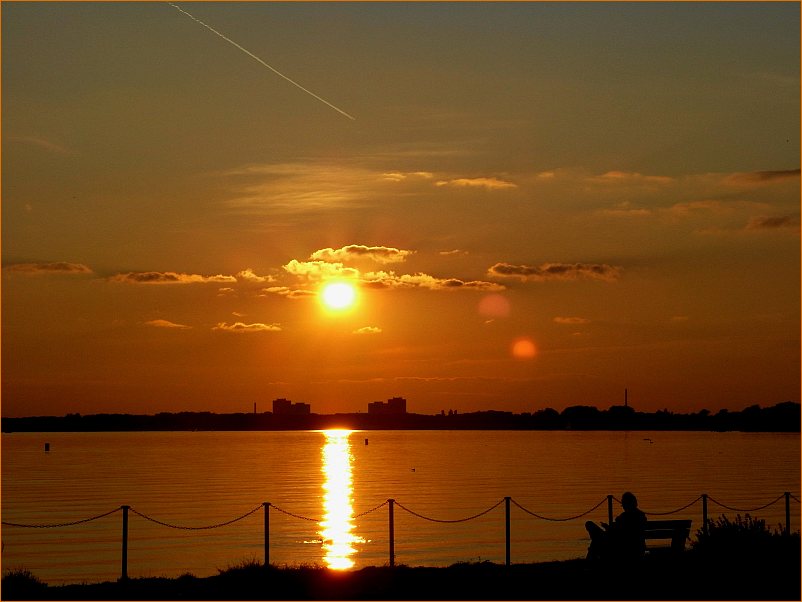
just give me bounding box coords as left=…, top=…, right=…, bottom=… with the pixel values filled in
left=3, top=550, right=800, bottom=601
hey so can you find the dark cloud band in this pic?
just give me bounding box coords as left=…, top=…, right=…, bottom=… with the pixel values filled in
left=488, top=262, right=621, bottom=282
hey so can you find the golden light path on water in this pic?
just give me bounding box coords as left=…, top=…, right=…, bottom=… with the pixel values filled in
left=320, top=429, right=364, bottom=569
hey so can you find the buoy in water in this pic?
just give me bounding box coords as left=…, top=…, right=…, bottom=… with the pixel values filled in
left=44, top=442, right=50, bottom=452
left=364, top=438, right=369, bottom=446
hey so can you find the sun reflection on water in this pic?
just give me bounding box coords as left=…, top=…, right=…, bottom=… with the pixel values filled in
left=320, top=429, right=363, bottom=569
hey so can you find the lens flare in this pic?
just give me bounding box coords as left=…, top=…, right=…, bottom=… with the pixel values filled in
left=512, top=337, right=537, bottom=359
left=478, top=293, right=510, bottom=318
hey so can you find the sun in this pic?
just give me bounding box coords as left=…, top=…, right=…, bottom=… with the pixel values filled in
left=321, top=282, right=357, bottom=311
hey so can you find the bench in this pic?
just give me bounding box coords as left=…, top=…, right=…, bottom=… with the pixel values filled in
left=644, top=519, right=692, bottom=554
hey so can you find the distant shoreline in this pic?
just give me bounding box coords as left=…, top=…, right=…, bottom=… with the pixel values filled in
left=2, top=401, right=799, bottom=433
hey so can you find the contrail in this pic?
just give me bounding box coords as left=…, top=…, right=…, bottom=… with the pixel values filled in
left=167, top=2, right=355, bottom=121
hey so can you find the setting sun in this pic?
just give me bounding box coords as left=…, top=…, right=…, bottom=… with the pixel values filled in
left=321, top=282, right=357, bottom=311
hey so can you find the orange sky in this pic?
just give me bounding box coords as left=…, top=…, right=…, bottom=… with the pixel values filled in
left=2, top=2, right=799, bottom=417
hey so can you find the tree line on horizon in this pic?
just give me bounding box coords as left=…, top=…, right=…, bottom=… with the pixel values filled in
left=2, top=401, right=799, bottom=433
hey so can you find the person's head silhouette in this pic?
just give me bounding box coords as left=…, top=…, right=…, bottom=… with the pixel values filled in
left=621, top=491, right=638, bottom=512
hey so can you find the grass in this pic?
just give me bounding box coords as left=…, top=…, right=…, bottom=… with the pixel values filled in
left=3, top=553, right=800, bottom=601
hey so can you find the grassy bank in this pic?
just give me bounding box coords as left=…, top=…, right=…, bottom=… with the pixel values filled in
left=3, top=549, right=800, bottom=601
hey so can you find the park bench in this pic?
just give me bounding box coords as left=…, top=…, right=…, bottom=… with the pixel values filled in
left=644, top=519, right=692, bottom=554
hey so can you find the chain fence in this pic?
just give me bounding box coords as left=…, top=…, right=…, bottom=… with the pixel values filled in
left=707, top=493, right=786, bottom=513
left=511, top=496, right=608, bottom=521
left=394, top=498, right=505, bottom=523
left=3, top=491, right=798, bottom=578
left=3, top=492, right=797, bottom=530
left=269, top=504, right=319, bottom=523
left=1, top=507, right=122, bottom=529
left=129, top=505, right=263, bottom=530
left=354, top=500, right=389, bottom=518
left=640, top=495, right=704, bottom=516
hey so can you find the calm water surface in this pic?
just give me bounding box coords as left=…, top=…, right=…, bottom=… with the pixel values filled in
left=2, top=430, right=799, bottom=584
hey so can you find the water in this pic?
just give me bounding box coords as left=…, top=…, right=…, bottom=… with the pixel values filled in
left=2, top=429, right=799, bottom=584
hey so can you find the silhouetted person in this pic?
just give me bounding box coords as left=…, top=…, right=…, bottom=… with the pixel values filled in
left=586, top=492, right=647, bottom=562
left=612, top=492, right=647, bottom=559
left=585, top=519, right=609, bottom=560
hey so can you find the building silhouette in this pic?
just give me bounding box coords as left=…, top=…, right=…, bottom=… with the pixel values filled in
left=272, top=398, right=311, bottom=415
left=368, top=397, right=407, bottom=415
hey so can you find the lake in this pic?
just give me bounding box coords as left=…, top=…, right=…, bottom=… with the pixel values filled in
left=1, top=429, right=799, bottom=584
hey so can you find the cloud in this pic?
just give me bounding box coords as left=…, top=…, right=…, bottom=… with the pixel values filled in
left=362, top=271, right=505, bottom=291
left=110, top=271, right=237, bottom=284
left=236, top=268, right=275, bottom=283
left=221, top=157, right=525, bottom=218
left=8, top=136, right=75, bottom=155
left=4, top=262, right=93, bottom=275
left=598, top=202, right=653, bottom=218
left=435, top=177, right=517, bottom=190
left=664, top=199, right=745, bottom=218
left=282, top=260, right=360, bottom=281
left=213, top=322, right=281, bottom=333
left=145, top=319, right=191, bottom=329
left=439, top=249, right=469, bottom=256
left=354, top=326, right=382, bottom=335
left=660, top=200, right=778, bottom=230
left=553, top=316, right=591, bottom=325
left=222, top=161, right=385, bottom=214
left=488, top=262, right=621, bottom=282
left=382, top=171, right=434, bottom=182
left=260, top=286, right=316, bottom=299
left=587, top=171, right=674, bottom=186
left=310, top=245, right=414, bottom=264
left=724, top=168, right=800, bottom=186
left=745, top=215, right=800, bottom=231
left=281, top=248, right=502, bottom=293
left=601, top=198, right=778, bottom=227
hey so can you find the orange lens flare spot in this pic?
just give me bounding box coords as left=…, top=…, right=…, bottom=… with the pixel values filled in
left=511, top=337, right=537, bottom=359
left=478, top=293, right=511, bottom=318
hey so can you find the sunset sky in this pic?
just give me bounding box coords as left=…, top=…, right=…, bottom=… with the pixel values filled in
left=2, top=2, right=799, bottom=418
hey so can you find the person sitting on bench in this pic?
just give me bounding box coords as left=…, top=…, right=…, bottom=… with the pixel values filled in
left=585, top=492, right=647, bottom=561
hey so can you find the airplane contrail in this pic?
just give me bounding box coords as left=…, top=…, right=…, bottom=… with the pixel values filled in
left=167, top=2, right=355, bottom=121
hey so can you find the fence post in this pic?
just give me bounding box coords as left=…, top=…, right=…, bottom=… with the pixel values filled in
left=388, top=499, right=395, bottom=567
left=607, top=495, right=614, bottom=525
left=702, top=493, right=708, bottom=536
left=784, top=492, right=790, bottom=536
left=505, top=497, right=511, bottom=566
left=120, top=505, right=130, bottom=581
left=263, top=502, right=270, bottom=566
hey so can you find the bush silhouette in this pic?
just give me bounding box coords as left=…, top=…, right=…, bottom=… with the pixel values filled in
left=1, top=568, right=48, bottom=599
left=692, top=513, right=800, bottom=562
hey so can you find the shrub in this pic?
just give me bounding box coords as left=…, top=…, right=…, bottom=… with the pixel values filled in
left=692, top=513, right=800, bottom=562
left=217, top=558, right=264, bottom=574
left=1, top=568, right=48, bottom=599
